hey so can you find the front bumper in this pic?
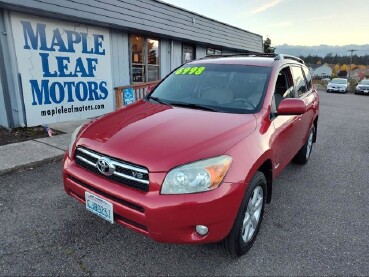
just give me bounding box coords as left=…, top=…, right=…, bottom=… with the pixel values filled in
left=63, top=155, right=244, bottom=244
left=327, top=87, right=347, bottom=93
left=355, top=89, right=369, bottom=94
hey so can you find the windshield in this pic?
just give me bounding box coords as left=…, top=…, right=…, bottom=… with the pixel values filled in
left=149, top=64, right=271, bottom=114
left=360, top=80, right=369, bottom=85
left=331, top=78, right=347, bottom=84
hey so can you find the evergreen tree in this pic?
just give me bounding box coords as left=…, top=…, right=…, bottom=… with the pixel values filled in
left=263, top=37, right=275, bottom=54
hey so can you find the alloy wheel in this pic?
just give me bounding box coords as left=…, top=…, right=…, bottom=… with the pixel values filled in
left=241, top=186, right=263, bottom=243
left=306, top=129, right=314, bottom=159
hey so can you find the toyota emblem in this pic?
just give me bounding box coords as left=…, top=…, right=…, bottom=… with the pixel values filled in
left=96, top=157, right=115, bottom=176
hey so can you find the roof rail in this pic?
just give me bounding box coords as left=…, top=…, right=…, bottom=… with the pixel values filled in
left=274, top=54, right=304, bottom=64
left=200, top=52, right=277, bottom=60
left=199, top=52, right=305, bottom=64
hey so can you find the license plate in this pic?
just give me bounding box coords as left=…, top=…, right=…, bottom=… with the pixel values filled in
left=85, top=191, right=114, bottom=223
left=364, top=90, right=368, bottom=93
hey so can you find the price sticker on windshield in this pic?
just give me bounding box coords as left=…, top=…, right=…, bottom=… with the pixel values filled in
left=175, top=66, right=206, bottom=75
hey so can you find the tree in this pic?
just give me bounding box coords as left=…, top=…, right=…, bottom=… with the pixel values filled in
left=332, top=64, right=340, bottom=77
left=338, top=70, right=347, bottom=77
left=340, top=64, right=349, bottom=72
left=263, top=37, right=275, bottom=53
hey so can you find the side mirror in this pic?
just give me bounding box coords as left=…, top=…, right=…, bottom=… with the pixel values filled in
left=277, top=98, right=306, bottom=115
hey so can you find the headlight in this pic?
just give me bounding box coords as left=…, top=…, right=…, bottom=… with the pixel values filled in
left=68, top=124, right=84, bottom=158
left=161, top=156, right=232, bottom=194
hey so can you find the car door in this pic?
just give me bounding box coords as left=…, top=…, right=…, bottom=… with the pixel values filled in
left=290, top=65, right=317, bottom=146
left=272, top=66, right=302, bottom=172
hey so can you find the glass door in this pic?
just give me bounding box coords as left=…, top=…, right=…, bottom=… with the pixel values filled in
left=183, top=45, right=195, bottom=63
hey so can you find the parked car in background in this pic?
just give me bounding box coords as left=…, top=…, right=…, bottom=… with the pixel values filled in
left=63, top=54, right=319, bottom=257
left=326, top=78, right=348, bottom=93
left=355, top=79, right=369, bottom=95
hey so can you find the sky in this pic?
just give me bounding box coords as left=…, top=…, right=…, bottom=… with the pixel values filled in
left=161, top=0, right=368, bottom=47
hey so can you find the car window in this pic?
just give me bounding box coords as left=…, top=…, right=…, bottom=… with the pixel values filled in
left=271, top=67, right=294, bottom=114
left=291, top=66, right=308, bottom=97
left=150, top=64, right=271, bottom=114
left=331, top=78, right=347, bottom=84
left=302, top=66, right=312, bottom=91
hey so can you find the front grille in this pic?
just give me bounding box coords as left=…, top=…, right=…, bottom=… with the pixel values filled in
left=74, top=147, right=149, bottom=192
left=67, top=175, right=145, bottom=213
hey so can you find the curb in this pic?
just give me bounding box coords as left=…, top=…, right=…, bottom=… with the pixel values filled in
left=0, top=154, right=65, bottom=176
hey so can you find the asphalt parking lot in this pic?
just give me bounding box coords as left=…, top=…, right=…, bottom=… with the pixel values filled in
left=1, top=91, right=368, bottom=276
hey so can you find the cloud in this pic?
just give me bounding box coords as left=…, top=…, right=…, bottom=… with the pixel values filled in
left=268, top=21, right=292, bottom=27
left=251, top=0, right=282, bottom=14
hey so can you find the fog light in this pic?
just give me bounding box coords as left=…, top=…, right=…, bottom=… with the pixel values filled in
left=195, top=225, right=208, bottom=236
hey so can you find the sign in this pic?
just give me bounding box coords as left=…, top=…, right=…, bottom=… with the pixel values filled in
left=10, top=13, right=114, bottom=126
left=175, top=66, right=206, bottom=75
left=123, top=88, right=135, bottom=105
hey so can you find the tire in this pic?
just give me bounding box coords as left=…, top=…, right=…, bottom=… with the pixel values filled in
left=220, top=171, right=266, bottom=257
left=293, top=125, right=315, bottom=164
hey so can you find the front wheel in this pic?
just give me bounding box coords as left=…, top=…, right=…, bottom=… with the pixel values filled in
left=220, top=171, right=266, bottom=257
left=293, top=125, right=315, bottom=164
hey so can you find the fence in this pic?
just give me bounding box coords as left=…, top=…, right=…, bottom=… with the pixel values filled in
left=114, top=81, right=160, bottom=109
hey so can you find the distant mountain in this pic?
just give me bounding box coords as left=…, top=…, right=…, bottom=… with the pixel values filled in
left=275, top=44, right=369, bottom=57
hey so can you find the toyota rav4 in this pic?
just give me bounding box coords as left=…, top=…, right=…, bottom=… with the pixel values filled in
left=63, top=54, right=319, bottom=257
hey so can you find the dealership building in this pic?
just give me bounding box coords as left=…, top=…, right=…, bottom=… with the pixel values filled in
left=0, top=0, right=263, bottom=128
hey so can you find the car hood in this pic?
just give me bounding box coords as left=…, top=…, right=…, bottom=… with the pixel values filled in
left=77, top=100, right=256, bottom=172
left=358, top=84, right=369, bottom=88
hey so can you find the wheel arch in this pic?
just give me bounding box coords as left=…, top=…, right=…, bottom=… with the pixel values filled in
left=257, top=159, right=273, bottom=204
left=243, top=153, right=273, bottom=205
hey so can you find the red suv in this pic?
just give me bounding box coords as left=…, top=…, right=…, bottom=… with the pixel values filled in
left=63, top=54, right=319, bottom=257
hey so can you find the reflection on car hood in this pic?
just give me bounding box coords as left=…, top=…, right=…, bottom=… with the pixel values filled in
left=77, top=100, right=257, bottom=172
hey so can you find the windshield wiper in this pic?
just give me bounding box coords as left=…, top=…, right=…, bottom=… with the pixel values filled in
left=168, top=101, right=220, bottom=112
left=148, top=96, right=169, bottom=106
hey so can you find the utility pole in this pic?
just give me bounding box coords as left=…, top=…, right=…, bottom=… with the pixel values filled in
left=347, top=49, right=357, bottom=81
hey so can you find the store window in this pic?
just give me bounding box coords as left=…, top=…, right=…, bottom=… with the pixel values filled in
left=147, top=39, right=160, bottom=82
left=206, top=48, right=222, bottom=56
left=131, top=35, right=160, bottom=83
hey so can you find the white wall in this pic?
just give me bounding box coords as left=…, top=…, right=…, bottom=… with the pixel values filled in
left=171, top=41, right=182, bottom=70
left=196, top=46, right=207, bottom=59
left=1, top=10, right=26, bottom=127
left=0, top=0, right=263, bottom=52
left=111, top=31, right=130, bottom=87
left=160, top=39, right=171, bottom=78
left=0, top=75, right=8, bottom=127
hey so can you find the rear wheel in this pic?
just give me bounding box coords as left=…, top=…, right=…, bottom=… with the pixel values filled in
left=293, top=125, right=315, bottom=164
left=220, top=171, right=266, bottom=257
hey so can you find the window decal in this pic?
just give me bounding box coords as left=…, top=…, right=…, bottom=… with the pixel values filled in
left=175, top=66, right=206, bottom=75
